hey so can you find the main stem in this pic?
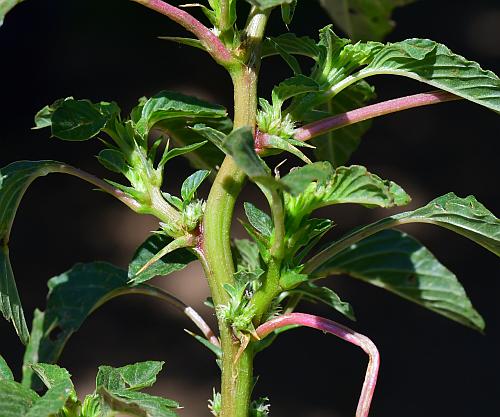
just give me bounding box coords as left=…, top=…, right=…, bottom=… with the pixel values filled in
left=203, top=9, right=269, bottom=417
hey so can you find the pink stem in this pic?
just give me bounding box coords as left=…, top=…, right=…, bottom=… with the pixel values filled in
left=130, top=0, right=233, bottom=65
left=293, top=90, right=460, bottom=142
left=256, top=313, right=380, bottom=417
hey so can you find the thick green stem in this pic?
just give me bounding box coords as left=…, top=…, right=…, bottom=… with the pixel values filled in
left=202, top=9, right=269, bottom=417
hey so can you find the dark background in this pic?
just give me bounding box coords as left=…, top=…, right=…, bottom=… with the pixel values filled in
left=1, top=1, right=499, bottom=416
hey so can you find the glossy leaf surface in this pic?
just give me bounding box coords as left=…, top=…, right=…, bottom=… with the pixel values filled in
left=357, top=39, right=500, bottom=112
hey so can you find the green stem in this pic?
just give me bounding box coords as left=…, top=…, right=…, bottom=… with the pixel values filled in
left=202, top=9, right=269, bottom=417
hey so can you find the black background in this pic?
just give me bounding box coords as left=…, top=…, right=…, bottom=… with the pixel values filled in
left=0, top=1, right=499, bottom=416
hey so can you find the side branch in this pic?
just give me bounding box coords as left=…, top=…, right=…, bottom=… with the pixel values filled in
left=130, top=0, right=233, bottom=65
left=96, top=284, right=220, bottom=347
left=293, top=90, right=460, bottom=142
left=256, top=313, right=380, bottom=417
left=57, top=164, right=141, bottom=211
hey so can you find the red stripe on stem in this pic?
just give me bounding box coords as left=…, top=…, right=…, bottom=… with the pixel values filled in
left=131, top=0, right=233, bottom=64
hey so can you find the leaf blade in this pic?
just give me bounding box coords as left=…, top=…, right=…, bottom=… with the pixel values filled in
left=314, top=229, right=484, bottom=330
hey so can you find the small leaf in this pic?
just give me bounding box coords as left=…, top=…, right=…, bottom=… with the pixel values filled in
left=291, top=281, right=355, bottom=321
left=98, top=387, right=179, bottom=417
left=190, top=124, right=226, bottom=152
left=281, top=0, right=297, bottom=25
left=319, top=0, right=416, bottom=41
left=96, top=361, right=165, bottom=392
left=0, top=355, right=13, bottom=381
left=314, top=230, right=484, bottom=330
left=281, top=161, right=333, bottom=196
left=279, top=268, right=308, bottom=290
left=285, top=165, right=410, bottom=226
left=222, top=127, right=270, bottom=182
left=0, top=380, right=38, bottom=417
left=262, top=33, right=320, bottom=61
left=234, top=239, right=262, bottom=272
left=51, top=99, right=109, bottom=141
left=0, top=246, right=28, bottom=344
left=24, top=378, right=73, bottom=417
left=264, top=135, right=312, bottom=164
left=244, top=203, right=273, bottom=238
left=97, top=148, right=129, bottom=174
left=128, top=234, right=196, bottom=285
left=136, top=91, right=227, bottom=137
left=159, top=141, right=208, bottom=168
left=181, top=170, right=210, bottom=204
left=157, top=123, right=224, bottom=172
left=272, top=75, right=320, bottom=107
left=31, top=364, right=72, bottom=389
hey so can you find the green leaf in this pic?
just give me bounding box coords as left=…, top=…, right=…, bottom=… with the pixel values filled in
left=51, top=99, right=111, bottom=141
left=0, top=0, right=24, bottom=27
left=307, top=193, right=500, bottom=277
left=96, top=361, right=165, bottom=392
left=244, top=203, right=273, bottom=238
left=0, top=161, right=131, bottom=344
left=0, top=246, right=28, bottom=344
left=22, top=263, right=129, bottom=388
left=128, top=234, right=196, bottom=285
left=159, top=141, right=208, bottom=168
left=0, top=355, right=13, bottom=381
left=285, top=165, right=410, bottom=226
left=30, top=364, right=71, bottom=389
left=223, top=127, right=270, bottom=181
left=314, top=229, right=484, bottom=330
left=190, top=124, right=226, bottom=152
left=234, top=239, right=261, bottom=272
left=0, top=380, right=38, bottom=417
left=98, top=387, right=179, bottom=417
left=291, top=281, right=355, bottom=321
left=397, top=193, right=500, bottom=255
left=319, top=0, right=416, bottom=41
left=272, top=75, right=320, bottom=107
left=279, top=268, right=308, bottom=290
left=181, top=170, right=210, bottom=204
left=281, top=0, right=296, bottom=25
left=311, top=80, right=376, bottom=167
left=289, top=218, right=334, bottom=264
left=263, top=135, right=312, bottom=164
left=281, top=161, right=333, bottom=196
left=245, top=0, right=295, bottom=10
left=356, top=38, right=500, bottom=112
left=136, top=91, right=227, bottom=137
left=24, top=379, right=73, bottom=417
left=157, top=123, right=224, bottom=172
left=97, top=148, right=129, bottom=174
left=262, top=33, right=320, bottom=61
